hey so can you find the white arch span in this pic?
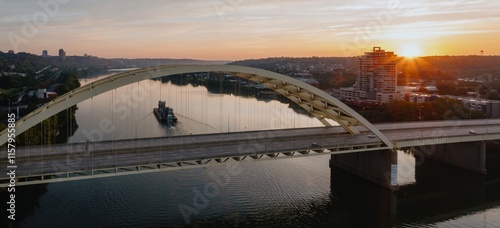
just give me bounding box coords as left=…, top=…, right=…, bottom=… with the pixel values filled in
left=0, top=65, right=393, bottom=148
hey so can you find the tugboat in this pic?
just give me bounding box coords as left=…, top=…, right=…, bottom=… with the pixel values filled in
left=153, top=100, right=177, bottom=126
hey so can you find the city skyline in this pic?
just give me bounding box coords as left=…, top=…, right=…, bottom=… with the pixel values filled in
left=1, top=0, right=499, bottom=60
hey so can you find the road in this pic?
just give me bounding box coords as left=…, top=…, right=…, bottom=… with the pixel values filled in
left=2, top=119, right=500, bottom=185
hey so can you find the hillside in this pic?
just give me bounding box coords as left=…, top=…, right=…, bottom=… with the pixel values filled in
left=0, top=51, right=229, bottom=76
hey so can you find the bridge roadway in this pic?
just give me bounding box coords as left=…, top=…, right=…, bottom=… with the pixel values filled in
left=2, top=119, right=500, bottom=187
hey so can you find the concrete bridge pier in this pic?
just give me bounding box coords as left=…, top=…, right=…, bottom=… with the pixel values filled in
left=424, top=141, right=487, bottom=174
left=330, top=149, right=399, bottom=191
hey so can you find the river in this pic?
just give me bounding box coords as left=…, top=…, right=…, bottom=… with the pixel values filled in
left=3, top=72, right=500, bottom=227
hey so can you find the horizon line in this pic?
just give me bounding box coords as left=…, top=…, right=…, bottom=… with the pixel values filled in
left=2, top=50, right=500, bottom=62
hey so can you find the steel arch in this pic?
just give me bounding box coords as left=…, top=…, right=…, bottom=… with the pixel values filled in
left=0, top=65, right=393, bottom=148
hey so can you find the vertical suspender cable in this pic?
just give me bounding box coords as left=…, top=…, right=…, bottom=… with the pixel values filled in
left=113, top=88, right=117, bottom=173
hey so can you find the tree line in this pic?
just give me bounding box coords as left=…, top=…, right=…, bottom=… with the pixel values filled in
left=357, top=98, right=485, bottom=123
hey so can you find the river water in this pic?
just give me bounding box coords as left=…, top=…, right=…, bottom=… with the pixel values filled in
left=4, top=72, right=500, bottom=227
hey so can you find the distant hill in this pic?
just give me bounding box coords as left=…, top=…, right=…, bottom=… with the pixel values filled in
left=419, top=55, right=500, bottom=78
left=229, top=57, right=358, bottom=72
left=0, top=50, right=229, bottom=76
left=229, top=55, right=500, bottom=80
left=2, top=51, right=498, bottom=81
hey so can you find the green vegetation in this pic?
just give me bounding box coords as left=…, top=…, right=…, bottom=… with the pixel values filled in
left=0, top=88, right=16, bottom=94
left=314, top=71, right=357, bottom=89
left=0, top=50, right=227, bottom=76
left=55, top=70, right=82, bottom=94
left=230, top=57, right=359, bottom=89
left=420, top=56, right=500, bottom=79
left=14, top=105, right=78, bottom=146
left=14, top=112, right=79, bottom=146
left=358, top=98, right=485, bottom=123
left=16, top=116, right=58, bottom=146
left=0, top=74, right=24, bottom=89
left=6, top=69, right=82, bottom=146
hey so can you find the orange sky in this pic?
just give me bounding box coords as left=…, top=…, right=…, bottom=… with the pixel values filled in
left=1, top=0, right=499, bottom=60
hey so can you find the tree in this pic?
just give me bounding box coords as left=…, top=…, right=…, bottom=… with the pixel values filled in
left=0, top=75, right=23, bottom=89
left=436, top=82, right=456, bottom=95
left=55, top=70, right=81, bottom=94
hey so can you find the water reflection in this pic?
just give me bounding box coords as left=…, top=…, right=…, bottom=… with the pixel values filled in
left=5, top=147, right=500, bottom=226
left=0, top=184, right=48, bottom=227
left=70, top=74, right=323, bottom=142
left=330, top=150, right=500, bottom=227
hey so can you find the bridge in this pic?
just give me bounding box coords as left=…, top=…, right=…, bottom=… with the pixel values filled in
left=1, top=119, right=499, bottom=188
left=1, top=65, right=500, bottom=189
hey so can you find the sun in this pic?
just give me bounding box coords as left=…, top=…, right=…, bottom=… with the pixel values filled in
left=399, top=45, right=422, bottom=58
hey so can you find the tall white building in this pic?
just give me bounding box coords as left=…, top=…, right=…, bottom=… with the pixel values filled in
left=341, top=47, right=400, bottom=103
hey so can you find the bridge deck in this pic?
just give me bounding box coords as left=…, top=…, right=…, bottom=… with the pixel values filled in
left=1, top=119, right=500, bottom=187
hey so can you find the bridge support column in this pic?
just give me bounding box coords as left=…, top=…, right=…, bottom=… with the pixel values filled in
left=425, top=141, right=487, bottom=174
left=330, top=149, right=398, bottom=191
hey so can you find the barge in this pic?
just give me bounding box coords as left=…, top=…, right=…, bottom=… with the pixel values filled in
left=153, top=100, right=177, bottom=126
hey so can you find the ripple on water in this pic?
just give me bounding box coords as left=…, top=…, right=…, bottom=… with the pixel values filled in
left=15, top=155, right=500, bottom=227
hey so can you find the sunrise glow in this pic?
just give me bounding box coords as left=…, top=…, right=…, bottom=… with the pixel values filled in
left=1, top=1, right=499, bottom=59
left=399, top=45, right=423, bottom=58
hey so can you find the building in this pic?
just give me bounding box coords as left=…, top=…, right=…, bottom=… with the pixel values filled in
left=340, top=87, right=368, bottom=100
left=460, top=98, right=500, bottom=118
left=59, top=49, right=66, bottom=60
left=42, top=50, right=48, bottom=57
left=341, top=47, right=401, bottom=103
left=356, top=47, right=399, bottom=102
left=36, top=89, right=47, bottom=99
left=407, top=93, right=437, bottom=103
left=26, top=89, right=58, bottom=100
left=402, top=93, right=500, bottom=118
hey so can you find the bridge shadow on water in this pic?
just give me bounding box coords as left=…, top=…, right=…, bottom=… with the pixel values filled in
left=0, top=184, right=48, bottom=227
left=330, top=149, right=500, bottom=227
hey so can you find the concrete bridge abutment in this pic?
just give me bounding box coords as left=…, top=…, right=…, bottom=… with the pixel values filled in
left=330, top=149, right=398, bottom=191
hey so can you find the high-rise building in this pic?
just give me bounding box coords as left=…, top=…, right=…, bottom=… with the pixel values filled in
left=42, top=50, right=48, bottom=57
left=341, top=47, right=401, bottom=103
left=59, top=49, right=66, bottom=60
left=356, top=47, right=398, bottom=97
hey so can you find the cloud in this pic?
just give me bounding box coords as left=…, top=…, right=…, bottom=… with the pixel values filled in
left=0, top=0, right=499, bottom=58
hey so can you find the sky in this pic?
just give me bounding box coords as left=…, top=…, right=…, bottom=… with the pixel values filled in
left=0, top=0, right=499, bottom=60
